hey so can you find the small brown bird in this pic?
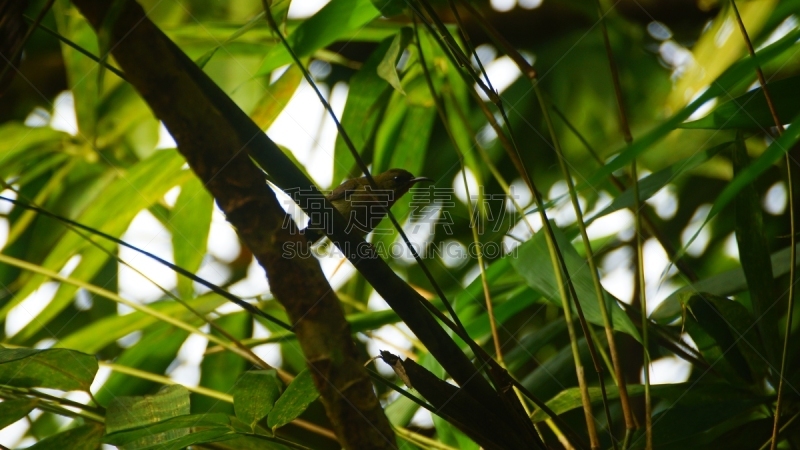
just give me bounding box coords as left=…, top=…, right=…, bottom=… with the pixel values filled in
left=303, top=168, right=433, bottom=243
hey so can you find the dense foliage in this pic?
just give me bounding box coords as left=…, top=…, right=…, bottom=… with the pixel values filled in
left=1, top=0, right=799, bottom=448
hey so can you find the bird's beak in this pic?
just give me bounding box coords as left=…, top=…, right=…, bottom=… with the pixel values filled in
left=409, top=177, right=434, bottom=185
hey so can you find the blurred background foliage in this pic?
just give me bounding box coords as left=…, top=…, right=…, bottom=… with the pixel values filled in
left=1, top=0, right=800, bottom=448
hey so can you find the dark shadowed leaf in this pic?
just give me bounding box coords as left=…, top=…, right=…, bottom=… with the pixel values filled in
left=511, top=225, right=640, bottom=339
left=681, top=75, right=800, bottom=129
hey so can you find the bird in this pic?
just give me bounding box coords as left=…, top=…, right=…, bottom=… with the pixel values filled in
left=301, top=168, right=434, bottom=243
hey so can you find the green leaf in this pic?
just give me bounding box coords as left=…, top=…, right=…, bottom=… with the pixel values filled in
left=682, top=294, right=767, bottom=384
left=505, top=319, right=567, bottom=373
left=170, top=176, right=213, bottom=299
left=575, top=26, right=800, bottom=194
left=106, top=384, right=192, bottom=449
left=195, top=12, right=267, bottom=69
left=0, top=347, right=97, bottom=392
left=194, top=312, right=252, bottom=415
left=256, top=0, right=381, bottom=76
left=731, top=133, right=778, bottom=366
left=267, top=368, right=319, bottom=429
left=695, top=108, right=800, bottom=249
left=104, top=413, right=235, bottom=449
left=372, top=88, right=409, bottom=173
left=530, top=382, right=767, bottom=426
left=530, top=385, right=643, bottom=423
left=0, top=398, right=39, bottom=429
left=57, top=293, right=226, bottom=354
left=3, top=150, right=193, bottom=342
left=681, top=75, right=800, bottom=129
left=463, top=286, right=532, bottom=342
left=0, top=122, right=67, bottom=167
left=586, top=142, right=730, bottom=224
left=233, top=370, right=283, bottom=427
left=653, top=243, right=800, bottom=323
left=511, top=225, right=640, bottom=340
left=333, top=36, right=395, bottom=183
left=94, top=324, right=190, bottom=407
left=520, top=337, right=593, bottom=399
left=377, top=27, right=412, bottom=94
left=53, top=1, right=99, bottom=136
left=27, top=423, right=104, bottom=450
left=372, top=0, right=407, bottom=17
left=648, top=395, right=766, bottom=449
left=96, top=82, right=158, bottom=157
left=387, top=105, right=435, bottom=174
left=250, top=64, right=304, bottom=131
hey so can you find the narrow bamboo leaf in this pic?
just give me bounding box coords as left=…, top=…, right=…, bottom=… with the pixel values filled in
left=94, top=324, right=189, bottom=406
left=0, top=347, right=97, bottom=392
left=671, top=114, right=800, bottom=301
left=3, top=150, right=193, bottom=341
left=233, top=370, right=282, bottom=427
left=95, top=0, right=127, bottom=104
left=267, top=368, right=319, bottom=429
left=332, top=35, right=395, bottom=183
left=0, top=398, right=39, bottom=429
left=52, top=1, right=99, bottom=136
left=453, top=253, right=519, bottom=315
left=683, top=293, right=769, bottom=383
left=576, top=26, right=800, bottom=193
left=105, top=413, right=235, bottom=449
left=372, top=89, right=408, bottom=173
left=170, top=176, right=213, bottom=299
left=195, top=12, right=266, bottom=69
left=372, top=0, right=406, bottom=16
left=434, top=25, right=483, bottom=202
left=530, top=382, right=766, bottom=424
left=131, top=428, right=236, bottom=450
left=27, top=423, right=104, bottom=450
left=653, top=243, right=800, bottom=323
left=520, top=338, right=592, bottom=399
left=106, top=385, right=191, bottom=449
left=432, top=413, right=480, bottom=450
left=250, top=64, right=303, bottom=131
left=384, top=394, right=418, bottom=427
left=731, top=133, right=778, bottom=366
left=511, top=225, right=641, bottom=340
left=505, top=319, right=567, bottom=373
left=649, top=397, right=766, bottom=448
left=681, top=75, right=800, bottom=129
left=530, top=385, right=643, bottom=423
left=587, top=142, right=730, bottom=224
left=255, top=0, right=380, bottom=76
left=57, top=293, right=226, bottom=353
left=96, top=82, right=158, bottom=155
left=387, top=105, right=435, bottom=175
left=462, top=286, right=532, bottom=341
left=165, top=20, right=405, bottom=48
left=0, top=122, right=66, bottom=163
left=682, top=294, right=757, bottom=384
left=377, top=27, right=412, bottom=94
left=194, top=312, right=252, bottom=415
